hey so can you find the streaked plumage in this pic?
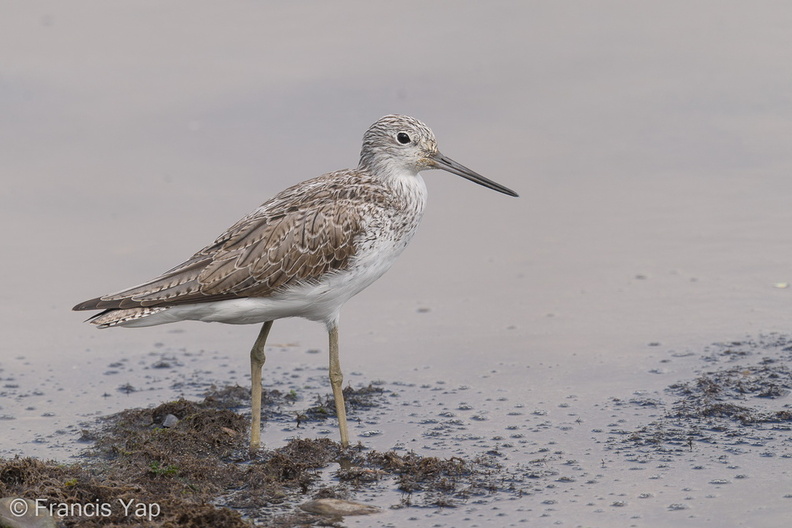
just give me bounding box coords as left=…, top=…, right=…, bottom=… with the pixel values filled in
left=75, top=169, right=421, bottom=327
left=74, top=114, right=518, bottom=449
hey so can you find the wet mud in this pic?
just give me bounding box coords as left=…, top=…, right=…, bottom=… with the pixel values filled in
left=2, top=335, right=791, bottom=527
left=1, top=386, right=517, bottom=527
left=608, top=336, right=792, bottom=455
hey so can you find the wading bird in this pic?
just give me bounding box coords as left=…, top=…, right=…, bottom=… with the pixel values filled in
left=74, top=114, right=518, bottom=449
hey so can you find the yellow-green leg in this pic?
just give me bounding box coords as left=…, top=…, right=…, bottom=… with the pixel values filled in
left=328, top=322, right=350, bottom=447
left=249, top=320, right=273, bottom=451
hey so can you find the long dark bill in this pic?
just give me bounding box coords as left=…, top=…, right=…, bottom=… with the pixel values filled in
left=431, top=153, right=518, bottom=197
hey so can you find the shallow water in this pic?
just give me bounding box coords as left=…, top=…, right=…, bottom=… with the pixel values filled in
left=2, top=2, right=792, bottom=526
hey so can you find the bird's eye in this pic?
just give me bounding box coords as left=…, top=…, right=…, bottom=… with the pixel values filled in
left=397, top=132, right=411, bottom=144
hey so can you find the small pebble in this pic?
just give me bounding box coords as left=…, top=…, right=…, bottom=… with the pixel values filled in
left=299, top=498, right=379, bottom=516
left=0, top=497, right=57, bottom=528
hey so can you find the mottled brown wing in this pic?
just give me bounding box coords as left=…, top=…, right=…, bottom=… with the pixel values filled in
left=195, top=201, right=361, bottom=297
left=73, top=174, right=365, bottom=311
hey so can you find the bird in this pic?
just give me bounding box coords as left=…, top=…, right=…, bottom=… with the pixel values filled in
left=74, top=114, right=518, bottom=450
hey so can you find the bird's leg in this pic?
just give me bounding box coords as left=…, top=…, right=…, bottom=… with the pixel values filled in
left=328, top=322, right=350, bottom=447
left=249, top=320, right=273, bottom=451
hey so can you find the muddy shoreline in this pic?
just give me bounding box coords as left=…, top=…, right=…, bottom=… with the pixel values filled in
left=2, top=335, right=791, bottom=527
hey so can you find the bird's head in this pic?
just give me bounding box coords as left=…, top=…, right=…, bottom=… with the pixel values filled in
left=359, top=114, right=518, bottom=197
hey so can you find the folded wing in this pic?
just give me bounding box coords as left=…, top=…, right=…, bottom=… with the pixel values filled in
left=73, top=173, right=364, bottom=312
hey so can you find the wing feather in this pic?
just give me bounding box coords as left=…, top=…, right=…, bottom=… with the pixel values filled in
left=73, top=171, right=372, bottom=312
